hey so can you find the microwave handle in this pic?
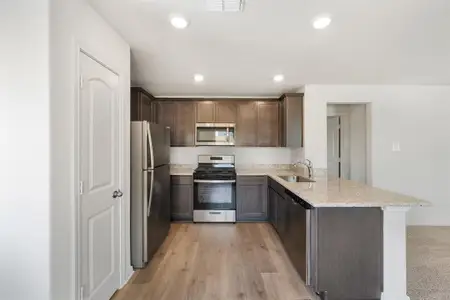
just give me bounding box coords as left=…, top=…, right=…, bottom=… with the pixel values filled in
left=226, top=127, right=229, bottom=142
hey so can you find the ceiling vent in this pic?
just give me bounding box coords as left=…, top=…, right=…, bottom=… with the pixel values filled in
left=207, top=0, right=245, bottom=12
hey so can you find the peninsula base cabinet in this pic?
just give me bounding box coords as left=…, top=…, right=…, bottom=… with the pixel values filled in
left=170, top=175, right=193, bottom=221
left=267, top=178, right=383, bottom=300
left=236, top=176, right=268, bottom=221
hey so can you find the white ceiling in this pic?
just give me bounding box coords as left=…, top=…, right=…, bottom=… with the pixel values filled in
left=90, top=0, right=450, bottom=96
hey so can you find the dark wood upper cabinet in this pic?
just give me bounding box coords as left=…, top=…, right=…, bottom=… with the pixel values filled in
left=131, top=87, right=154, bottom=122
left=236, top=101, right=258, bottom=146
left=174, top=102, right=195, bottom=146
left=196, top=101, right=215, bottom=123
left=257, top=101, right=279, bottom=147
left=155, top=101, right=195, bottom=147
left=196, top=101, right=237, bottom=123
left=281, top=93, right=304, bottom=147
left=155, top=101, right=176, bottom=144
left=215, top=102, right=237, bottom=123
left=150, top=96, right=298, bottom=148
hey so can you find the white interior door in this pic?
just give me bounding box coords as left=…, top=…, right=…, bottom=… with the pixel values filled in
left=327, top=116, right=341, bottom=178
left=79, top=52, right=121, bottom=300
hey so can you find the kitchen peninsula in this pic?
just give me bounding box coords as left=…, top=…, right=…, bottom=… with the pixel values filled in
left=171, top=166, right=429, bottom=300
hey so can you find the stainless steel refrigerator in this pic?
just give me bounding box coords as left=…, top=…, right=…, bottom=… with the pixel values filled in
left=131, top=121, right=171, bottom=269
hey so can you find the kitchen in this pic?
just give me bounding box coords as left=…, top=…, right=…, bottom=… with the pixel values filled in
left=4, top=1, right=450, bottom=300
left=127, top=87, right=428, bottom=300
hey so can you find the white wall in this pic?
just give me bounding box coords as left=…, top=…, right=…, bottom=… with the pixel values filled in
left=350, top=105, right=367, bottom=183
left=0, top=1, right=51, bottom=299
left=304, top=85, right=450, bottom=225
left=171, top=147, right=293, bottom=165
left=50, top=0, right=131, bottom=299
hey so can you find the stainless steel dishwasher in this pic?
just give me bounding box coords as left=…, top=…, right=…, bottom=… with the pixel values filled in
left=284, top=189, right=313, bottom=286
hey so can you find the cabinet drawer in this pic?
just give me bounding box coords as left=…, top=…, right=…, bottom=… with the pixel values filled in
left=237, top=176, right=267, bottom=186
left=171, top=175, right=193, bottom=185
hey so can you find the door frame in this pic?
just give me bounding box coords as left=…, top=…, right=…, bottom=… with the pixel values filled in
left=327, top=116, right=342, bottom=178
left=74, top=44, right=127, bottom=300
left=327, top=112, right=351, bottom=180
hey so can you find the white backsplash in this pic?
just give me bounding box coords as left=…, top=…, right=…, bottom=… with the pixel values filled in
left=170, top=147, right=301, bottom=165
left=290, top=147, right=305, bottom=163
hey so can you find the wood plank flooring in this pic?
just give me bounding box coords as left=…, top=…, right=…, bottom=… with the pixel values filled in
left=113, top=223, right=313, bottom=300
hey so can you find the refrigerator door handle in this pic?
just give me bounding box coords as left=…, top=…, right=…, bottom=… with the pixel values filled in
left=147, top=123, right=155, bottom=170
left=147, top=170, right=154, bottom=217
left=143, top=170, right=148, bottom=262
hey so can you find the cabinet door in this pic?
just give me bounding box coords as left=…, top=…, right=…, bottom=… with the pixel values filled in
left=236, top=102, right=258, bottom=146
left=155, top=101, right=175, bottom=144
left=268, top=187, right=278, bottom=229
left=131, top=89, right=153, bottom=122
left=215, top=102, right=237, bottom=123
left=196, top=101, right=215, bottom=123
left=174, top=102, right=195, bottom=146
left=237, top=183, right=267, bottom=221
left=283, top=94, right=304, bottom=147
left=171, top=184, right=193, bottom=221
left=140, top=92, right=153, bottom=122
left=257, top=102, right=280, bottom=147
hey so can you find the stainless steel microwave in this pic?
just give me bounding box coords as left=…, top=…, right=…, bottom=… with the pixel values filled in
left=195, top=123, right=235, bottom=146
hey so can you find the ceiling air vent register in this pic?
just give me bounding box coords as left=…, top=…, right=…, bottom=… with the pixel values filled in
left=207, top=0, right=245, bottom=12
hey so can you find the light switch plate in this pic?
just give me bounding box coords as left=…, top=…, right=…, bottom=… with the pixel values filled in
left=392, top=142, right=401, bottom=152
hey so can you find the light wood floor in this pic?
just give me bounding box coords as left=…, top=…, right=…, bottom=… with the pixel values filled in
left=113, top=223, right=313, bottom=300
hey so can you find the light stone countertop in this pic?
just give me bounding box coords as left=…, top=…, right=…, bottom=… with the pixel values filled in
left=170, top=165, right=195, bottom=176
left=236, top=168, right=431, bottom=208
left=169, top=166, right=430, bottom=208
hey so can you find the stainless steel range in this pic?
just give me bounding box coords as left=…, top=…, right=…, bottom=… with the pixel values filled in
left=193, top=155, right=236, bottom=223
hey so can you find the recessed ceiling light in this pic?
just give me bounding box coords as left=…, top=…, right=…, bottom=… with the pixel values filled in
left=312, top=15, right=331, bottom=29
left=194, top=74, right=204, bottom=82
left=170, top=16, right=189, bottom=29
left=273, top=74, right=284, bottom=82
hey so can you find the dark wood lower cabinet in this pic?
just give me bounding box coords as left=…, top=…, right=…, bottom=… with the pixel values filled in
left=236, top=176, right=268, bottom=221
left=170, top=175, right=193, bottom=221
left=268, top=187, right=278, bottom=228
left=267, top=177, right=383, bottom=300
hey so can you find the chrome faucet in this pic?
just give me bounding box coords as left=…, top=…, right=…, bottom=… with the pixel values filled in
left=293, top=159, right=314, bottom=178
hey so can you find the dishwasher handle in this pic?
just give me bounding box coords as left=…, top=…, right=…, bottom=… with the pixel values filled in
left=285, top=189, right=313, bottom=209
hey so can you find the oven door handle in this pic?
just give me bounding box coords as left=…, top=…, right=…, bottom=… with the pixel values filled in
left=194, top=179, right=236, bottom=183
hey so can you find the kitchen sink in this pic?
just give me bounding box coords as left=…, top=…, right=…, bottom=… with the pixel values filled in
left=279, top=175, right=314, bottom=183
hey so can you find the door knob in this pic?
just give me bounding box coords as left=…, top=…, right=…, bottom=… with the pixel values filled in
left=112, top=189, right=123, bottom=198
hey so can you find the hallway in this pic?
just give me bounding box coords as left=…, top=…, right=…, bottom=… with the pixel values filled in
left=113, top=223, right=313, bottom=300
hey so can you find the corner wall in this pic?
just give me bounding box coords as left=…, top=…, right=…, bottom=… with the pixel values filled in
left=304, top=85, right=450, bottom=225
left=0, top=1, right=51, bottom=299
left=50, top=0, right=131, bottom=299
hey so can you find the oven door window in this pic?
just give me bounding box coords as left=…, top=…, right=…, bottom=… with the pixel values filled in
left=194, top=182, right=236, bottom=210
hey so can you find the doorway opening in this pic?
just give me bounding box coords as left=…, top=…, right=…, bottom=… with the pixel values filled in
left=327, top=104, right=368, bottom=183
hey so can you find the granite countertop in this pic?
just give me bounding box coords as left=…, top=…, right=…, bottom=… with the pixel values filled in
left=236, top=168, right=431, bottom=208
left=169, top=166, right=430, bottom=208
left=170, top=167, right=195, bottom=176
